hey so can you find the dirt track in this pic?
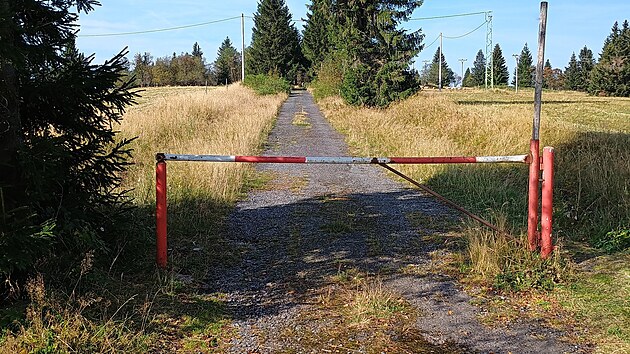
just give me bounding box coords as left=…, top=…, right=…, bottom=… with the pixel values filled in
left=209, top=90, right=581, bottom=353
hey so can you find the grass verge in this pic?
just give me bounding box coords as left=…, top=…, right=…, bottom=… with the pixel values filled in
left=0, top=85, right=287, bottom=352
left=315, top=87, right=629, bottom=351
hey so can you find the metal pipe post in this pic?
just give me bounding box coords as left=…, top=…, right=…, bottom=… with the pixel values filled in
left=527, top=139, right=541, bottom=250
left=541, top=147, right=554, bottom=258
left=527, top=1, right=548, bottom=251
left=156, top=159, right=167, bottom=269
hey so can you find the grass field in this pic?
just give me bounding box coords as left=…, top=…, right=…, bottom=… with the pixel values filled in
left=0, top=85, right=287, bottom=353
left=316, top=87, right=630, bottom=352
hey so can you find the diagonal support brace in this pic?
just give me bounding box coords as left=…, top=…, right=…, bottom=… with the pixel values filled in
left=378, top=163, right=507, bottom=235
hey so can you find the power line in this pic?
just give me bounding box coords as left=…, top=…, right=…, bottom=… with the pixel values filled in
left=78, top=15, right=243, bottom=37
left=423, top=34, right=440, bottom=50
left=409, top=11, right=489, bottom=21
left=443, top=20, right=487, bottom=39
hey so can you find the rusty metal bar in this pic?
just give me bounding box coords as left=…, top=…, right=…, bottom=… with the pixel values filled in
left=378, top=163, right=506, bottom=235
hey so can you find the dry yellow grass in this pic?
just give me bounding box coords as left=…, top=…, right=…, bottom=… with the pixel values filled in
left=319, top=88, right=629, bottom=238
left=0, top=85, right=287, bottom=353
left=317, top=87, right=629, bottom=351
left=121, top=84, right=286, bottom=206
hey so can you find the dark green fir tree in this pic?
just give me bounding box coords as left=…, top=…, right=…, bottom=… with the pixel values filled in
left=577, top=46, right=595, bottom=92
left=492, top=44, right=509, bottom=85
left=515, top=43, right=534, bottom=88
left=302, top=0, right=332, bottom=75
left=0, top=0, right=137, bottom=285
left=470, top=49, right=486, bottom=86
left=564, top=52, right=580, bottom=90
left=428, top=47, right=455, bottom=88
left=589, top=20, right=630, bottom=96
left=214, top=37, right=241, bottom=84
left=248, top=0, right=302, bottom=81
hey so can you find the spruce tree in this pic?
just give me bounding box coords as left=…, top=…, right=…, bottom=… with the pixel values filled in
left=542, top=59, right=552, bottom=88
left=589, top=20, right=630, bottom=96
left=516, top=43, right=534, bottom=88
left=470, top=49, right=486, bottom=86
left=192, top=42, right=203, bottom=58
left=577, top=46, right=595, bottom=91
left=0, top=0, right=137, bottom=282
left=462, top=68, right=474, bottom=87
left=564, top=52, right=580, bottom=90
left=214, top=37, right=241, bottom=85
left=427, top=47, right=455, bottom=88
left=331, top=0, right=423, bottom=106
left=492, top=44, right=509, bottom=85
left=302, top=0, right=332, bottom=75
left=248, top=0, right=302, bottom=81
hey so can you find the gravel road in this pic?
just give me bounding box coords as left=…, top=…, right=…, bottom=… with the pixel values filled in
left=209, top=90, right=581, bottom=353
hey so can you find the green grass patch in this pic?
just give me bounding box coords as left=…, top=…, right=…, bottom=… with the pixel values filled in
left=552, top=252, right=630, bottom=352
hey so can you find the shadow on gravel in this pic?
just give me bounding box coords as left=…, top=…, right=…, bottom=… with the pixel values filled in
left=205, top=190, right=460, bottom=320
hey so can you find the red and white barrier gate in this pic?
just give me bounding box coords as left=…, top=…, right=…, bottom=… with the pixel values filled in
left=155, top=152, right=555, bottom=268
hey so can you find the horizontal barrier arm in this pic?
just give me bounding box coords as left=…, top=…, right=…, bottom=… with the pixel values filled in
left=157, top=153, right=528, bottom=164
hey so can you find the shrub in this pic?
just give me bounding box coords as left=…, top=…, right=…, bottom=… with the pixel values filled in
left=243, top=74, right=291, bottom=95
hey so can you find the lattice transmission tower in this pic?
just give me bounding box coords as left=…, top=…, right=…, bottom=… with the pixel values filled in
left=485, top=11, right=493, bottom=89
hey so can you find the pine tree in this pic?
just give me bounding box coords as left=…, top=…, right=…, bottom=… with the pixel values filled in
left=577, top=46, right=595, bottom=91
left=329, top=0, right=423, bottom=106
left=192, top=42, right=204, bottom=58
left=564, top=52, right=580, bottom=90
left=589, top=20, right=630, bottom=96
left=492, top=44, right=509, bottom=85
left=248, top=0, right=302, bottom=81
left=516, top=43, right=534, bottom=88
left=302, top=0, right=332, bottom=75
left=542, top=59, right=552, bottom=88
left=214, top=37, right=241, bottom=85
left=0, top=0, right=137, bottom=281
left=133, top=52, right=154, bottom=87
left=470, top=49, right=486, bottom=86
left=462, top=68, right=473, bottom=87
left=427, top=47, right=455, bottom=88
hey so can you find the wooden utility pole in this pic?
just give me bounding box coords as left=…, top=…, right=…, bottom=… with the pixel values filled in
left=438, top=32, right=443, bottom=91
left=241, top=13, right=245, bottom=82
left=513, top=54, right=519, bottom=93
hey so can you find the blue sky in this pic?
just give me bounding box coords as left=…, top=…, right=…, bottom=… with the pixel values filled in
left=77, top=1, right=630, bottom=80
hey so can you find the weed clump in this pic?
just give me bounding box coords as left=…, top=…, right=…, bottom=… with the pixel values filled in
left=463, top=220, right=573, bottom=292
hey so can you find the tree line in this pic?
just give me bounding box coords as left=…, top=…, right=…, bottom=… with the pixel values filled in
left=132, top=39, right=242, bottom=87
left=131, top=1, right=629, bottom=99
left=460, top=20, right=629, bottom=96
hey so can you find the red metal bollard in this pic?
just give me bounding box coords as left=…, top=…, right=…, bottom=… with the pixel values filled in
left=156, top=159, right=168, bottom=269
left=527, top=139, right=541, bottom=251
left=541, top=147, right=555, bottom=258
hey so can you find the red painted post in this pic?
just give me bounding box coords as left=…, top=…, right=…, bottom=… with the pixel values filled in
left=156, top=159, right=167, bottom=269
left=528, top=2, right=548, bottom=251
left=541, top=147, right=554, bottom=258
left=527, top=139, right=541, bottom=250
